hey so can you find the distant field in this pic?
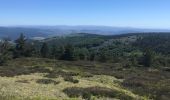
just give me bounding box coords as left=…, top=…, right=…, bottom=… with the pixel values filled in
left=0, top=58, right=169, bottom=100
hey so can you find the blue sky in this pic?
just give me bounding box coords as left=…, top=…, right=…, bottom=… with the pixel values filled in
left=0, top=0, right=170, bottom=28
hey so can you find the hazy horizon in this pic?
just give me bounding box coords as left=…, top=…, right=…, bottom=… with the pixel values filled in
left=1, top=25, right=170, bottom=30
left=0, top=0, right=170, bottom=29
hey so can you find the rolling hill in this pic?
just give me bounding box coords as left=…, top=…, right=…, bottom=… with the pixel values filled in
left=0, top=25, right=170, bottom=40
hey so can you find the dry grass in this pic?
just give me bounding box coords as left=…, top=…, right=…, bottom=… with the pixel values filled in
left=0, top=57, right=169, bottom=100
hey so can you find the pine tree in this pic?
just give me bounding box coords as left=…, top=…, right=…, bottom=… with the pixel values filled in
left=78, top=48, right=89, bottom=60
left=143, top=49, right=154, bottom=67
left=98, top=48, right=108, bottom=62
left=24, top=42, right=35, bottom=57
left=90, top=53, right=95, bottom=61
left=51, top=45, right=57, bottom=59
left=57, top=46, right=65, bottom=59
left=62, top=44, right=75, bottom=61
left=40, top=43, right=49, bottom=58
left=130, top=53, right=138, bottom=67
left=14, top=33, right=27, bottom=58
left=0, top=38, right=12, bottom=65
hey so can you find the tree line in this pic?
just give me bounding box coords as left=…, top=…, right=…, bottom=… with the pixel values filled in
left=0, top=33, right=166, bottom=68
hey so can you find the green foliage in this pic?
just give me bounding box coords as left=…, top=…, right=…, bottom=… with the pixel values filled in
left=40, top=43, right=49, bottom=58
left=1, top=32, right=170, bottom=100
left=63, top=76, right=79, bottom=83
left=0, top=39, right=12, bottom=65
left=13, top=33, right=36, bottom=58
left=14, top=33, right=27, bottom=58
left=122, top=74, right=170, bottom=100
left=89, top=52, right=95, bottom=61
left=3, top=32, right=170, bottom=68
left=142, top=49, right=155, bottom=67
left=50, top=45, right=57, bottom=59
left=74, top=48, right=89, bottom=60
left=24, top=42, right=36, bottom=57
left=129, top=52, right=140, bottom=67
left=36, top=79, right=60, bottom=85
left=97, top=48, right=109, bottom=62
left=63, top=86, right=133, bottom=100
left=133, top=33, right=170, bottom=55
left=0, top=53, right=12, bottom=66
left=61, top=44, right=75, bottom=61
left=50, top=45, right=65, bottom=59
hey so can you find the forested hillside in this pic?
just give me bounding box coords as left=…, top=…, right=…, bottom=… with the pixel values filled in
left=0, top=32, right=170, bottom=100
left=30, top=32, right=170, bottom=67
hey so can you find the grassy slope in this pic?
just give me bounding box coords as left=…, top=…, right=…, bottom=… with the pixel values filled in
left=0, top=58, right=169, bottom=100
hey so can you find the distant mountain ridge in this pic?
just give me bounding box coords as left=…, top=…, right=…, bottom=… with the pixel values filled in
left=0, top=25, right=170, bottom=40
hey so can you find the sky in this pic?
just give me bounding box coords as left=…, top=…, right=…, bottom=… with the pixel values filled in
left=0, top=0, right=170, bottom=28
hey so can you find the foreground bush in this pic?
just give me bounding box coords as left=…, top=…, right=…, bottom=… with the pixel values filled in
left=63, top=76, right=79, bottom=83
left=36, top=79, right=60, bottom=85
left=45, top=70, right=79, bottom=78
left=63, top=86, right=133, bottom=100
left=122, top=76, right=170, bottom=100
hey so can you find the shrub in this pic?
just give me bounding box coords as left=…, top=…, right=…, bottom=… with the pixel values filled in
left=63, top=76, right=79, bottom=83
left=45, top=70, right=79, bottom=78
left=16, top=80, right=29, bottom=83
left=63, top=86, right=133, bottom=100
left=113, top=74, right=124, bottom=79
left=81, top=72, right=93, bottom=78
left=29, top=66, right=51, bottom=73
left=66, top=71, right=79, bottom=76
left=36, top=79, right=60, bottom=85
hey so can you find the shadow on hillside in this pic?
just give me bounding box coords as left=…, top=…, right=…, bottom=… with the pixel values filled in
left=63, top=86, right=133, bottom=100
left=0, top=66, right=51, bottom=77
